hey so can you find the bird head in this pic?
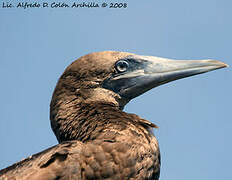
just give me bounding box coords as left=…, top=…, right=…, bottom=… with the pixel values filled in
left=52, top=51, right=227, bottom=109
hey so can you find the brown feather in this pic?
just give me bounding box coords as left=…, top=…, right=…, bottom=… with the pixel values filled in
left=0, top=51, right=160, bottom=180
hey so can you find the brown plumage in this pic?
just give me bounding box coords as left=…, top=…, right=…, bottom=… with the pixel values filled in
left=0, top=51, right=227, bottom=180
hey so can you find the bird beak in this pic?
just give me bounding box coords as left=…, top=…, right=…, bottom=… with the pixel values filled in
left=105, top=55, right=228, bottom=100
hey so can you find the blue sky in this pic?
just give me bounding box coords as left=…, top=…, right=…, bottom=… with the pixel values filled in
left=0, top=0, right=231, bottom=179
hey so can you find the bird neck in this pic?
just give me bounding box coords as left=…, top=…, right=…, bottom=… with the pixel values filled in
left=50, top=91, right=156, bottom=143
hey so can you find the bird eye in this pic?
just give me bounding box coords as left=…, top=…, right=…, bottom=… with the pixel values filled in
left=115, top=60, right=129, bottom=73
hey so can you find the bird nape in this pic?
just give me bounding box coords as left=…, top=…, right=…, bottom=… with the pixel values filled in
left=0, top=51, right=228, bottom=180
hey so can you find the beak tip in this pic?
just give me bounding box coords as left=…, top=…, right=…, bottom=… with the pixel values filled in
left=219, top=62, right=229, bottom=69
left=208, top=59, right=229, bottom=69
left=224, top=63, right=229, bottom=68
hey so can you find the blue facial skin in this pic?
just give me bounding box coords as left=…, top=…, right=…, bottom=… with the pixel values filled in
left=102, top=56, right=151, bottom=100
left=113, top=57, right=149, bottom=76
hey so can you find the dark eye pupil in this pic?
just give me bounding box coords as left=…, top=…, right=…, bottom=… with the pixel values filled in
left=116, top=60, right=129, bottom=72
left=119, top=63, right=126, bottom=68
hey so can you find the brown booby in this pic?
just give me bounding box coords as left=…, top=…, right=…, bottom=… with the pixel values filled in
left=0, top=51, right=227, bottom=180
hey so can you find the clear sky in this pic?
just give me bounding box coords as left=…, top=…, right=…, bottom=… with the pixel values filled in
left=0, top=0, right=231, bottom=179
